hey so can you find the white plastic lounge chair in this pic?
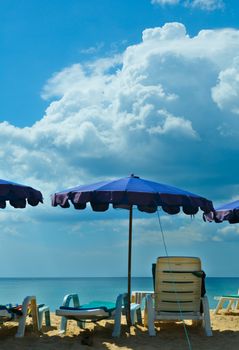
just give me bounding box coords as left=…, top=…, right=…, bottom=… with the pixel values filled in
left=144, top=256, right=212, bottom=336
left=56, top=293, right=142, bottom=337
left=0, top=295, right=51, bottom=338
left=214, top=290, right=239, bottom=314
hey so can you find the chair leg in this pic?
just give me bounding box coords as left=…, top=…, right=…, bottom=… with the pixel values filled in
left=15, top=296, right=38, bottom=338
left=112, top=293, right=126, bottom=337
left=38, top=310, right=43, bottom=330
left=45, top=309, right=51, bottom=327
left=214, top=297, right=225, bottom=315
left=136, top=307, right=142, bottom=325
left=70, top=295, right=83, bottom=329
left=59, top=317, right=68, bottom=334
left=226, top=300, right=234, bottom=312
left=236, top=290, right=239, bottom=310
left=59, top=294, right=80, bottom=334
left=201, top=296, right=213, bottom=336
left=130, top=304, right=142, bottom=325
left=145, top=294, right=156, bottom=336
left=130, top=307, right=136, bottom=325
left=144, top=302, right=148, bottom=328
left=38, top=306, right=51, bottom=329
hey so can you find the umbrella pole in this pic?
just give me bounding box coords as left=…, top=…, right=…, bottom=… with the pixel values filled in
left=127, top=205, right=133, bottom=327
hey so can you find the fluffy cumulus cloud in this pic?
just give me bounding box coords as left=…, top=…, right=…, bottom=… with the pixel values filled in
left=212, top=57, right=239, bottom=115
left=1, top=23, right=239, bottom=235
left=37, top=24, right=239, bottom=198
left=151, top=0, right=224, bottom=11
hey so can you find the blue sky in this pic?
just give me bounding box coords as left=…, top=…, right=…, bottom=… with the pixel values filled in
left=1, top=0, right=239, bottom=277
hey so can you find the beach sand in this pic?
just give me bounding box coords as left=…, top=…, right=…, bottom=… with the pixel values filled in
left=0, top=311, right=239, bottom=349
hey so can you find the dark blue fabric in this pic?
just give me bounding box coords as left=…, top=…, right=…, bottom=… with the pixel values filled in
left=52, top=175, right=213, bottom=215
left=216, top=200, right=239, bottom=211
left=0, top=179, right=43, bottom=208
left=205, top=199, right=239, bottom=223
left=57, top=177, right=200, bottom=197
left=60, top=306, right=115, bottom=313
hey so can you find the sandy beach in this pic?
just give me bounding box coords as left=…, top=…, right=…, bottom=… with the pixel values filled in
left=0, top=311, right=239, bottom=349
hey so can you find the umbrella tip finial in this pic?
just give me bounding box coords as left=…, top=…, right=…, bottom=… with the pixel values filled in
left=130, top=174, right=139, bottom=178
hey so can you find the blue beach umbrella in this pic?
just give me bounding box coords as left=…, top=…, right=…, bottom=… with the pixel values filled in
left=205, top=199, right=239, bottom=224
left=52, top=174, right=213, bottom=324
left=0, top=179, right=43, bottom=208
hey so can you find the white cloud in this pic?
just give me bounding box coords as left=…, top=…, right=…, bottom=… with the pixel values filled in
left=1, top=22, right=239, bottom=217
left=212, top=57, right=239, bottom=115
left=80, top=42, right=104, bottom=55
left=132, top=216, right=208, bottom=244
left=4, top=21, right=239, bottom=279
left=151, top=0, right=180, bottom=4
left=186, top=0, right=224, bottom=11
left=214, top=225, right=239, bottom=242
left=151, top=0, right=225, bottom=11
left=148, top=109, right=198, bottom=138
left=71, top=211, right=229, bottom=247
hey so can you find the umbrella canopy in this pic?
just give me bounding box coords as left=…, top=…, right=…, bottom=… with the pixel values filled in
left=204, top=199, right=239, bottom=224
left=52, top=174, right=213, bottom=214
left=52, top=174, right=213, bottom=324
left=0, top=179, right=43, bottom=209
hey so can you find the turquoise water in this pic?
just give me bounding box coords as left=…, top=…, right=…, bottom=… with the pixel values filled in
left=0, top=277, right=238, bottom=310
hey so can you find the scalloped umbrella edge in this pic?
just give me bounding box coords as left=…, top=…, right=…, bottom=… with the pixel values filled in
left=0, top=179, right=43, bottom=209
left=204, top=199, right=239, bottom=224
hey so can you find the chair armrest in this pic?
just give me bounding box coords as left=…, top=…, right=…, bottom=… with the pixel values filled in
left=61, top=294, right=80, bottom=308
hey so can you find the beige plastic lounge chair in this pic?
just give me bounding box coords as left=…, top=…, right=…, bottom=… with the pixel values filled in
left=214, top=290, right=239, bottom=314
left=0, top=296, right=51, bottom=337
left=144, top=256, right=212, bottom=336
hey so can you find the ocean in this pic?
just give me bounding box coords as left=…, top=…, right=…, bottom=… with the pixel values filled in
left=0, top=277, right=238, bottom=310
